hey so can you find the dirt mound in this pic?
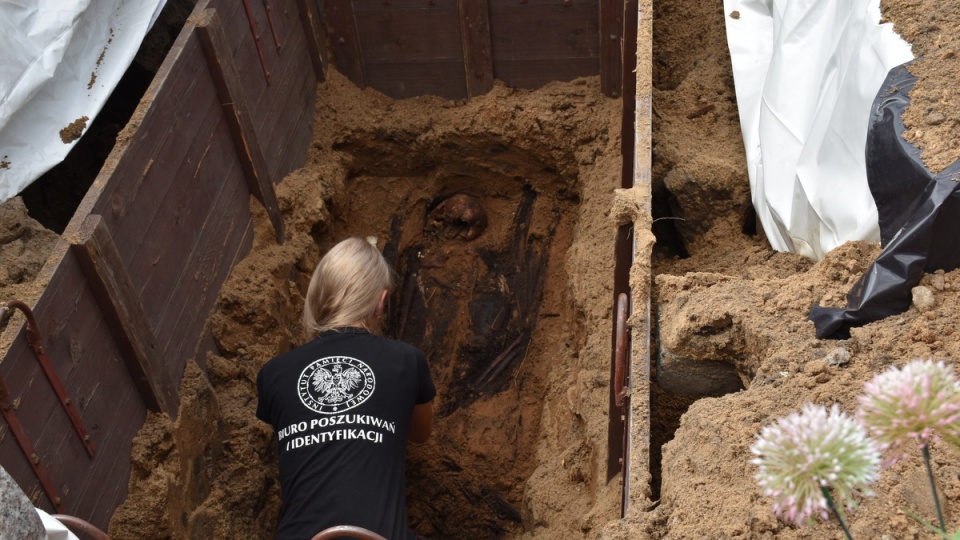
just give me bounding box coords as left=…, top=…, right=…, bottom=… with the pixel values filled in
left=0, top=196, right=57, bottom=331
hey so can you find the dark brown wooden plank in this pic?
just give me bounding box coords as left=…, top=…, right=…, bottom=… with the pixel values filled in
left=322, top=0, right=366, bottom=86
left=297, top=0, right=328, bottom=81
left=458, top=0, right=494, bottom=97
left=252, top=13, right=314, bottom=177
left=0, top=263, right=145, bottom=526
left=1, top=247, right=108, bottom=448
left=132, top=123, right=237, bottom=369
left=259, top=55, right=316, bottom=183
left=266, top=66, right=315, bottom=183
left=152, top=127, right=251, bottom=369
left=489, top=57, right=599, bottom=89
left=197, top=8, right=285, bottom=244
left=64, top=1, right=213, bottom=241
left=353, top=2, right=462, bottom=64
left=34, top=304, right=146, bottom=525
left=600, top=0, right=623, bottom=97
left=78, top=35, right=211, bottom=261
left=69, top=214, right=178, bottom=417
left=215, top=0, right=270, bottom=109
left=488, top=0, right=600, bottom=88
left=32, top=379, right=140, bottom=528
left=74, top=385, right=141, bottom=527
left=364, top=60, right=468, bottom=99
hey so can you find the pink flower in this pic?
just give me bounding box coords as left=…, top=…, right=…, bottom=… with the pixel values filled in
left=751, top=403, right=881, bottom=526
left=858, top=359, right=960, bottom=460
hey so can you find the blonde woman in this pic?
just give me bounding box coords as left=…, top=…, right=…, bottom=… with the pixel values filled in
left=256, top=237, right=435, bottom=539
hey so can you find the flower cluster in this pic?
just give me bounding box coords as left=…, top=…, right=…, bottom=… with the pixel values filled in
left=858, top=359, right=960, bottom=458
left=751, top=403, right=881, bottom=526
left=752, top=358, right=960, bottom=536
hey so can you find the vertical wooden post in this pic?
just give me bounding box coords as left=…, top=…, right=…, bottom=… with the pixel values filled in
left=600, top=0, right=624, bottom=97
left=297, top=0, right=329, bottom=82
left=70, top=215, right=179, bottom=417
left=196, top=8, right=285, bottom=244
left=321, top=0, right=366, bottom=87
left=458, top=0, right=494, bottom=97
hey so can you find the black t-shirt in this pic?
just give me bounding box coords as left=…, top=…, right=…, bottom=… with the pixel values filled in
left=256, top=328, right=436, bottom=540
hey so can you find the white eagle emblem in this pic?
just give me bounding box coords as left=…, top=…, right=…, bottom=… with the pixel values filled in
left=298, top=356, right=375, bottom=414
left=312, top=364, right=363, bottom=403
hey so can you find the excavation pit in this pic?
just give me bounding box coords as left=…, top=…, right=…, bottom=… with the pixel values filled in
left=326, top=87, right=611, bottom=537
left=108, top=72, right=626, bottom=539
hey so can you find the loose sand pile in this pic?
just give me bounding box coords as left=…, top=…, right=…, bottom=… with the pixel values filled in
left=0, top=197, right=58, bottom=332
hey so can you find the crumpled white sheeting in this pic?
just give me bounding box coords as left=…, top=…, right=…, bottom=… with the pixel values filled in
left=723, top=0, right=913, bottom=260
left=0, top=0, right=166, bottom=203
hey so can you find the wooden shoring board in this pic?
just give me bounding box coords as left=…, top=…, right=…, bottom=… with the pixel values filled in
left=487, top=0, right=600, bottom=90
left=152, top=122, right=252, bottom=368
left=197, top=8, right=285, bottom=244
left=458, top=0, right=494, bottom=97
left=214, top=0, right=314, bottom=180
left=0, top=0, right=321, bottom=527
left=600, top=0, right=624, bottom=97
left=352, top=0, right=465, bottom=99
left=298, top=0, right=329, bottom=80
left=69, top=214, right=178, bottom=417
left=0, top=241, right=147, bottom=526
left=322, top=0, right=366, bottom=87
left=250, top=4, right=317, bottom=184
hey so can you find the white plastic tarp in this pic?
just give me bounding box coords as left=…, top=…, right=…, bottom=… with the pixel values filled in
left=723, top=0, right=913, bottom=260
left=0, top=0, right=166, bottom=203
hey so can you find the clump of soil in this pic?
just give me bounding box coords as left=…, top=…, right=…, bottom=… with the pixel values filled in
left=110, top=69, right=625, bottom=539
left=0, top=197, right=58, bottom=329
left=886, top=0, right=960, bottom=174
left=58, top=117, right=89, bottom=144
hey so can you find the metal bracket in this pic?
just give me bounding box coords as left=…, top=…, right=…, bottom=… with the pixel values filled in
left=242, top=0, right=271, bottom=83
left=0, top=299, right=102, bottom=511
left=261, top=0, right=282, bottom=53
left=614, top=292, right=630, bottom=407
left=0, top=376, right=64, bottom=512
left=1, top=300, right=96, bottom=457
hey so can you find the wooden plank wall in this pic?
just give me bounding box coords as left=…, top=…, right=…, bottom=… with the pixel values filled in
left=321, top=0, right=621, bottom=99
left=0, top=0, right=324, bottom=529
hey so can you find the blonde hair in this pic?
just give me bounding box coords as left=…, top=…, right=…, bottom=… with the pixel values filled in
left=303, top=237, right=394, bottom=339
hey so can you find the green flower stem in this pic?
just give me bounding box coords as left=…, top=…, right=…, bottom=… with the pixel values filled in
left=821, top=486, right=854, bottom=540
left=922, top=444, right=947, bottom=533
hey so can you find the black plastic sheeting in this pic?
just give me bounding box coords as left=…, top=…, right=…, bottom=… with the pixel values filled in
left=809, top=62, right=960, bottom=339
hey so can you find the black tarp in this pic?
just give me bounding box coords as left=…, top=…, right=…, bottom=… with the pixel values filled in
left=809, top=62, right=960, bottom=339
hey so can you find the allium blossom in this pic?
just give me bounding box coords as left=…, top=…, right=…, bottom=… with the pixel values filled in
left=858, top=359, right=960, bottom=457
left=751, top=403, right=881, bottom=526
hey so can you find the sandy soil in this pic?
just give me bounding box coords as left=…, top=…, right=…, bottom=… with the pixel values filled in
left=0, top=197, right=58, bottom=330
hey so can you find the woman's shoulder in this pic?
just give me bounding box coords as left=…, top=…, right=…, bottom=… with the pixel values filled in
left=367, top=333, right=424, bottom=358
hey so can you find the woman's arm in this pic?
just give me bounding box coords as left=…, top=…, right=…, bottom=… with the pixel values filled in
left=408, top=401, right=433, bottom=443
